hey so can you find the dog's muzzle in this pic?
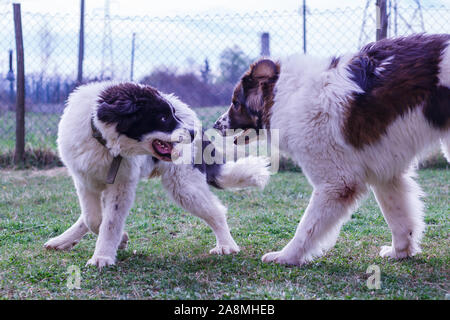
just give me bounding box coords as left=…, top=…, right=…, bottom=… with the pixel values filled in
left=213, top=113, right=229, bottom=135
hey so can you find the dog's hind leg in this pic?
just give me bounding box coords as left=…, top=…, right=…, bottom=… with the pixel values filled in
left=372, top=173, right=425, bottom=259
left=44, top=215, right=89, bottom=251
left=161, top=166, right=240, bottom=255
left=44, top=180, right=98, bottom=251
left=262, top=182, right=367, bottom=265
left=45, top=182, right=105, bottom=251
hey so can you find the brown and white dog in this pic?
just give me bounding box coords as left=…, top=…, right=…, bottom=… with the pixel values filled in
left=214, top=34, right=450, bottom=266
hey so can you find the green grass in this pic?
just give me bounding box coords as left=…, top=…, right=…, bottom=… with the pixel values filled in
left=0, top=111, right=61, bottom=153
left=0, top=168, right=448, bottom=299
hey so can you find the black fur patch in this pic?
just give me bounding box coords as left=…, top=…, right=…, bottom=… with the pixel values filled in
left=97, top=83, right=182, bottom=141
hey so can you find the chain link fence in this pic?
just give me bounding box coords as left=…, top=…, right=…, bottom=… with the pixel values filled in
left=0, top=2, right=449, bottom=165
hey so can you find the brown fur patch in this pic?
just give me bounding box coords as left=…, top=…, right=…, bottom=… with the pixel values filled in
left=343, top=34, right=450, bottom=149
left=331, top=181, right=364, bottom=205
left=227, top=59, right=280, bottom=131
left=148, top=167, right=162, bottom=179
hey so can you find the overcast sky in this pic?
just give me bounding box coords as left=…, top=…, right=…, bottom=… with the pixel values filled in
left=6, top=0, right=449, bottom=17
left=0, top=0, right=448, bottom=81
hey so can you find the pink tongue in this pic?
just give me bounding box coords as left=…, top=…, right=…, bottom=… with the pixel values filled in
left=155, top=141, right=171, bottom=154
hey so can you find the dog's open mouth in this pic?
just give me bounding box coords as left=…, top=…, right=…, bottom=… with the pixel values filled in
left=152, top=139, right=173, bottom=161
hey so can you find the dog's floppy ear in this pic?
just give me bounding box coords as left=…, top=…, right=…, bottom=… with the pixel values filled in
left=97, top=100, right=140, bottom=132
left=241, top=59, right=279, bottom=113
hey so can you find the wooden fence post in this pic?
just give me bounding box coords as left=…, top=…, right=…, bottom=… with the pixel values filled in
left=13, top=3, right=25, bottom=165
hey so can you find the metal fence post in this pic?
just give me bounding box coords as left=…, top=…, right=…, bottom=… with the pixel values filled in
left=376, top=0, right=388, bottom=41
left=130, top=32, right=136, bottom=81
left=303, top=0, right=307, bottom=53
left=261, top=32, right=270, bottom=56
left=6, top=50, right=15, bottom=107
left=77, top=0, right=85, bottom=85
left=13, top=3, right=25, bottom=165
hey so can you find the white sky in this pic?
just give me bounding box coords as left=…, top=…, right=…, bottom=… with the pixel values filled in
left=0, top=0, right=447, bottom=80
left=7, top=0, right=448, bottom=17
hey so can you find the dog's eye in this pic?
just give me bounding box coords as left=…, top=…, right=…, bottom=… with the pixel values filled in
left=160, top=116, right=166, bottom=122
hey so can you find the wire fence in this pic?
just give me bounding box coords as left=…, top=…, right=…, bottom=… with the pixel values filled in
left=0, top=2, right=449, bottom=160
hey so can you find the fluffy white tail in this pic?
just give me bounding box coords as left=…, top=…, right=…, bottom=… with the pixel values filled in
left=215, top=156, right=271, bottom=190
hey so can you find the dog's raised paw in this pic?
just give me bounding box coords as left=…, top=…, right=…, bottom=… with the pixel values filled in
left=86, top=255, right=115, bottom=269
left=209, top=244, right=240, bottom=255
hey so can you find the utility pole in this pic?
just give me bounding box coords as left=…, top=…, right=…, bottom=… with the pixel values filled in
left=376, top=0, right=388, bottom=41
left=77, top=0, right=85, bottom=84
left=261, top=32, right=270, bottom=56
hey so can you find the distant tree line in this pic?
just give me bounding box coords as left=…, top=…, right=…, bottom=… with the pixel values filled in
left=141, top=45, right=252, bottom=107
left=0, top=45, right=253, bottom=112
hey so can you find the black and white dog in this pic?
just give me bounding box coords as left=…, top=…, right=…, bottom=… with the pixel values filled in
left=214, top=34, right=450, bottom=266
left=45, top=81, right=270, bottom=268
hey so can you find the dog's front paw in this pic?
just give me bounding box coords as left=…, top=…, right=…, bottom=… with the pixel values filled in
left=209, top=244, right=240, bottom=255
left=44, top=237, right=79, bottom=251
left=379, top=245, right=419, bottom=259
left=261, top=250, right=304, bottom=266
left=86, top=255, right=115, bottom=269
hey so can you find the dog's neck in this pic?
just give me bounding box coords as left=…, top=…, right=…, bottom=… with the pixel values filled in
left=91, top=117, right=122, bottom=184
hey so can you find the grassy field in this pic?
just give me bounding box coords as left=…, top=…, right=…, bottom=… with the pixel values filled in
left=0, top=111, right=60, bottom=153
left=0, top=168, right=448, bottom=300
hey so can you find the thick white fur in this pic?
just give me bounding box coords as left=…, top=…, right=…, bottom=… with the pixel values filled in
left=216, top=156, right=270, bottom=190
left=259, top=52, right=450, bottom=265
left=44, top=81, right=270, bottom=268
